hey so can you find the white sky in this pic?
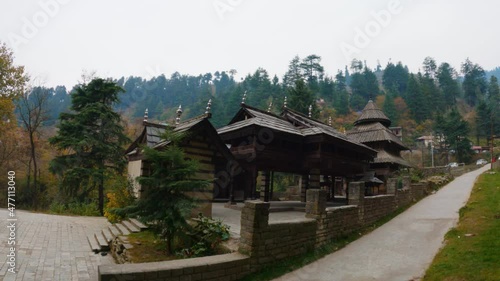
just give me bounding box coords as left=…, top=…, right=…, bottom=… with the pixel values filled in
left=1, top=0, right=499, bottom=89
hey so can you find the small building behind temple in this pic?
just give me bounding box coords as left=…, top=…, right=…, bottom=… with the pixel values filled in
left=346, top=100, right=411, bottom=183
left=125, top=104, right=235, bottom=217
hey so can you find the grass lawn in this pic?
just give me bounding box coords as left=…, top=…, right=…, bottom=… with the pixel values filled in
left=423, top=171, right=500, bottom=281
left=125, top=230, right=177, bottom=263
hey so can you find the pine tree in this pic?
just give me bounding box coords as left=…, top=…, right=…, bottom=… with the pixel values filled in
left=461, top=58, right=487, bottom=107
left=114, top=130, right=208, bottom=254
left=383, top=92, right=398, bottom=124
left=406, top=74, right=428, bottom=123
left=439, top=108, right=473, bottom=163
left=288, top=79, right=317, bottom=116
left=333, top=71, right=349, bottom=115
left=49, top=78, right=130, bottom=215
left=437, top=62, right=460, bottom=107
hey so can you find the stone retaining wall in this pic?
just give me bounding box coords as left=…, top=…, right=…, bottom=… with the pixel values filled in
left=99, top=180, right=431, bottom=281
left=99, top=253, right=250, bottom=281
left=239, top=201, right=317, bottom=268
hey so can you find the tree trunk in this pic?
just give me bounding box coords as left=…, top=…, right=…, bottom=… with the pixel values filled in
left=99, top=170, right=104, bottom=216
left=166, top=235, right=172, bottom=255
left=30, top=132, right=38, bottom=209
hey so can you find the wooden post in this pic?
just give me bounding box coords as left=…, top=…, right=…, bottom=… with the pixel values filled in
left=309, top=169, right=320, bottom=189
left=269, top=171, right=274, bottom=201
left=300, top=174, right=309, bottom=202
left=261, top=171, right=271, bottom=202
left=228, top=179, right=236, bottom=205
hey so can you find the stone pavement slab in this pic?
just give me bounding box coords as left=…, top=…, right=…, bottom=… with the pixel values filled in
left=0, top=209, right=113, bottom=281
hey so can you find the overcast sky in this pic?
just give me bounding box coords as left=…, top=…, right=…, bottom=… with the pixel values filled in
left=1, top=0, right=499, bottom=89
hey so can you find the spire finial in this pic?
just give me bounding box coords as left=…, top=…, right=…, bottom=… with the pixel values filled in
left=241, top=92, right=247, bottom=105
left=308, top=105, right=312, bottom=118
left=143, top=108, right=149, bottom=123
left=175, top=105, right=183, bottom=125
left=267, top=98, right=273, bottom=113
left=205, top=99, right=212, bottom=117
left=328, top=116, right=332, bottom=126
left=283, top=96, right=287, bottom=108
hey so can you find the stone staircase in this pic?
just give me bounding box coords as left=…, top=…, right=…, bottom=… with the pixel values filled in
left=87, top=218, right=148, bottom=253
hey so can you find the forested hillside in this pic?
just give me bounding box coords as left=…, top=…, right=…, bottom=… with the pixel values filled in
left=34, top=55, right=500, bottom=149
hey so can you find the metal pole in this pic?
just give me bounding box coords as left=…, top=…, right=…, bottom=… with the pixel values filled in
left=431, top=133, right=434, bottom=168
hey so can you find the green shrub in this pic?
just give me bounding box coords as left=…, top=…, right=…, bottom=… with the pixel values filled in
left=104, top=177, right=136, bottom=223
left=178, top=214, right=230, bottom=258
left=49, top=201, right=66, bottom=214
left=49, top=201, right=100, bottom=216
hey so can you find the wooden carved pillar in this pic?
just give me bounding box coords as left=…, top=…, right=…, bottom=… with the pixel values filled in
left=309, top=168, right=320, bottom=189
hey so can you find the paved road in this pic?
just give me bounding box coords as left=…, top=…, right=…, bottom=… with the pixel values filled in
left=0, top=209, right=113, bottom=281
left=274, top=165, right=490, bottom=281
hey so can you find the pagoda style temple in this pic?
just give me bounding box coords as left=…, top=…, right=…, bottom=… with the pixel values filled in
left=346, top=100, right=410, bottom=183
left=217, top=102, right=377, bottom=202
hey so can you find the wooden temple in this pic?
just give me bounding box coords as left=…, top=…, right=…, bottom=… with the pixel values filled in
left=217, top=102, right=377, bottom=202
left=125, top=102, right=235, bottom=216
left=346, top=100, right=411, bottom=184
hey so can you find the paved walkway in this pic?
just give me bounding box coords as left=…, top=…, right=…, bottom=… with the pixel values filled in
left=0, top=210, right=113, bottom=281
left=213, top=203, right=308, bottom=238
left=274, top=165, right=490, bottom=281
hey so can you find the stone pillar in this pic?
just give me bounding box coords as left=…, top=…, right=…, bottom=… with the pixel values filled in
left=305, top=189, right=327, bottom=218
left=348, top=181, right=365, bottom=206
left=386, top=178, right=397, bottom=195
left=259, top=171, right=271, bottom=202
left=238, top=201, right=270, bottom=257
left=300, top=174, right=309, bottom=202
left=402, top=176, right=410, bottom=190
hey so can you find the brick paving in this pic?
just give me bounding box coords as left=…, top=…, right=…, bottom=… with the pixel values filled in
left=0, top=209, right=113, bottom=281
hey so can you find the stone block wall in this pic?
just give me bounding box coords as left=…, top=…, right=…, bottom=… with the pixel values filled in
left=422, top=166, right=449, bottom=177
left=239, top=201, right=317, bottom=270
left=363, top=195, right=397, bottom=226
left=99, top=253, right=250, bottom=281
left=313, top=205, right=360, bottom=247
left=410, top=183, right=427, bottom=200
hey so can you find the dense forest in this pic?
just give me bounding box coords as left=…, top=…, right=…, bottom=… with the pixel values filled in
left=31, top=55, right=500, bottom=146
left=2, top=41, right=500, bottom=212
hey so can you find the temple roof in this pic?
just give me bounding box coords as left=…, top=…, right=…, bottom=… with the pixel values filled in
left=218, top=104, right=376, bottom=154
left=346, top=122, right=408, bottom=151
left=372, top=149, right=411, bottom=167
left=126, top=113, right=213, bottom=154
left=354, top=100, right=391, bottom=127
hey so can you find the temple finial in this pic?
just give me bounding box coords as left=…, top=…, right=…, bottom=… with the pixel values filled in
left=308, top=105, right=312, bottom=118
left=328, top=116, right=332, bottom=126
left=143, top=108, right=148, bottom=123
left=283, top=96, right=287, bottom=108
left=241, top=92, right=247, bottom=105
left=267, top=98, right=273, bottom=112
left=175, top=105, right=183, bottom=125
left=205, top=99, right=212, bottom=117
